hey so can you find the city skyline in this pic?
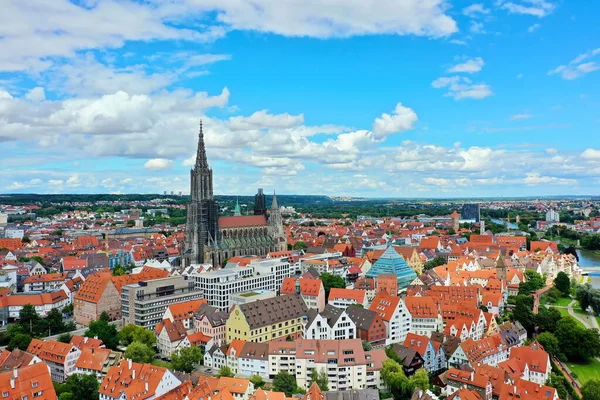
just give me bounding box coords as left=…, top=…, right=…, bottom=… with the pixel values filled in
left=1, top=1, right=600, bottom=197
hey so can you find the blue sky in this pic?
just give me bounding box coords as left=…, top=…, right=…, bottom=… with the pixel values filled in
left=1, top=0, right=599, bottom=197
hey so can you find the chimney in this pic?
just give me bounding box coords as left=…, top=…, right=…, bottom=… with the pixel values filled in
left=145, top=382, right=148, bottom=392
left=84, top=337, right=88, bottom=344
left=12, top=368, right=17, bottom=379
left=128, top=359, right=132, bottom=369
left=9, top=378, right=14, bottom=389
left=132, top=369, right=136, bottom=379
left=295, top=279, right=301, bottom=295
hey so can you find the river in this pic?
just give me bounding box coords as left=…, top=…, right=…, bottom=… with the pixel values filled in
left=577, top=247, right=600, bottom=289
left=490, top=218, right=519, bottom=229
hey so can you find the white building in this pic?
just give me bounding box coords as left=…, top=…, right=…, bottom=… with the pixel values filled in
left=27, top=339, right=81, bottom=382
left=546, top=209, right=560, bottom=222
left=194, top=257, right=292, bottom=310
left=303, top=305, right=356, bottom=340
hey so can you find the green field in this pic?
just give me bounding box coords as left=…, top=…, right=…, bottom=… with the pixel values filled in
left=569, top=358, right=600, bottom=384
left=551, top=307, right=587, bottom=329
left=544, top=297, right=572, bottom=307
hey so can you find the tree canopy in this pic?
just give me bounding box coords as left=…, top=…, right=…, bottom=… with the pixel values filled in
left=217, top=366, right=234, bottom=378
left=554, top=272, right=571, bottom=297
left=124, top=342, right=155, bottom=364
left=119, top=324, right=157, bottom=347
left=171, top=346, right=203, bottom=373
left=85, top=314, right=119, bottom=350
left=320, top=272, right=345, bottom=298
left=273, top=371, right=301, bottom=396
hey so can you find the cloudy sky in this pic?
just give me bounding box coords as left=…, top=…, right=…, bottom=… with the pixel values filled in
left=1, top=0, right=599, bottom=197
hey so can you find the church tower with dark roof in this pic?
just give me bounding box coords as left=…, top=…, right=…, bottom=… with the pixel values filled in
left=184, top=121, right=220, bottom=266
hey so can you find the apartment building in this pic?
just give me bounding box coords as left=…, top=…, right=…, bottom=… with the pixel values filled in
left=328, top=288, right=367, bottom=309
left=194, top=303, right=229, bottom=346
left=74, top=347, right=122, bottom=381
left=304, top=304, right=356, bottom=340
left=0, top=363, right=56, bottom=400
left=280, top=277, right=325, bottom=312
left=369, top=291, right=411, bottom=345
left=23, top=272, right=70, bottom=292
left=404, top=296, right=443, bottom=338
left=227, top=294, right=309, bottom=343
left=99, top=360, right=181, bottom=400
left=121, top=276, right=202, bottom=330
left=195, top=257, right=293, bottom=311
left=27, top=339, right=81, bottom=382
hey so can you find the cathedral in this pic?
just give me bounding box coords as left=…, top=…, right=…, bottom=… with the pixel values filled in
left=183, top=122, right=287, bottom=267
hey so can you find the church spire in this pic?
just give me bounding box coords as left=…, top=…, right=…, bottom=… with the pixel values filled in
left=234, top=197, right=241, bottom=216
left=196, top=120, right=209, bottom=169
left=271, top=190, right=279, bottom=210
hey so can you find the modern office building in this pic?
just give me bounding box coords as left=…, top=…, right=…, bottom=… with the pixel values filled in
left=461, top=204, right=481, bottom=222
left=121, top=276, right=202, bottom=330
left=194, top=256, right=293, bottom=310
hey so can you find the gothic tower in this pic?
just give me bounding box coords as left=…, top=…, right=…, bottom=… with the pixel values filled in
left=496, top=252, right=507, bottom=281
left=268, top=191, right=286, bottom=252
left=254, top=188, right=267, bottom=216
left=184, top=121, right=220, bottom=265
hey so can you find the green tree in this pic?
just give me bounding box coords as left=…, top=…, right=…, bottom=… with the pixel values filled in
left=119, top=324, right=157, bottom=347
left=546, top=373, right=569, bottom=400
left=46, top=308, right=66, bottom=335
left=554, top=272, right=570, bottom=297
left=250, top=375, right=266, bottom=389
left=381, top=359, right=412, bottom=399
left=18, top=304, right=40, bottom=335
left=273, top=371, right=299, bottom=397
left=411, top=368, right=430, bottom=391
left=519, top=270, right=545, bottom=295
left=423, top=256, right=447, bottom=271
left=512, top=296, right=535, bottom=336
left=7, top=333, right=32, bottom=351
left=124, top=342, right=155, bottom=364
left=536, top=333, right=561, bottom=358
left=310, top=368, right=329, bottom=391
left=447, top=228, right=456, bottom=235
left=171, top=346, right=203, bottom=373
left=85, top=317, right=119, bottom=350
left=293, top=241, right=307, bottom=251
left=536, top=307, right=562, bottom=333
left=320, top=272, right=345, bottom=298
left=217, top=366, right=235, bottom=378
left=362, top=340, right=373, bottom=351
left=555, top=316, right=600, bottom=361
left=58, top=393, right=74, bottom=400
left=57, top=333, right=73, bottom=344
left=112, top=265, right=128, bottom=276
left=126, top=220, right=136, bottom=227
left=65, top=373, right=99, bottom=400
left=582, top=380, right=600, bottom=400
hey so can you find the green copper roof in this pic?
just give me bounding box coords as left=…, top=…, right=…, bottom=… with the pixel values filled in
left=234, top=198, right=241, bottom=215
left=365, top=245, right=417, bottom=289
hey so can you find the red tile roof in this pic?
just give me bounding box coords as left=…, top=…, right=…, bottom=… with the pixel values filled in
left=218, top=216, right=267, bottom=228
left=0, top=362, right=55, bottom=400
left=281, top=277, right=323, bottom=297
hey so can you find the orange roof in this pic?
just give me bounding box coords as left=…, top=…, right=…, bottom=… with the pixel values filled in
left=61, top=256, right=88, bottom=271
left=156, top=319, right=187, bottom=342
left=111, top=268, right=169, bottom=292
left=470, top=235, right=494, bottom=244
left=281, top=277, right=323, bottom=297
left=155, top=381, right=193, bottom=400
left=404, top=296, right=438, bottom=319
left=419, top=236, right=440, bottom=249
left=218, top=216, right=267, bottom=228
left=0, top=362, right=55, bottom=400
left=75, top=347, right=113, bottom=371
left=4, top=291, right=68, bottom=307
left=404, top=333, right=431, bottom=356
left=73, top=270, right=113, bottom=303
left=23, top=272, right=69, bottom=284
left=226, top=340, right=247, bottom=357
left=27, top=339, right=76, bottom=365
left=186, top=331, right=212, bottom=346
left=215, top=377, right=251, bottom=395
left=75, top=236, right=100, bottom=248
left=0, top=239, right=23, bottom=251
left=328, top=288, right=365, bottom=303
left=167, top=299, right=207, bottom=322
left=369, top=291, right=401, bottom=321
left=70, top=335, right=104, bottom=349
left=250, top=388, right=296, bottom=400
left=100, top=360, right=168, bottom=399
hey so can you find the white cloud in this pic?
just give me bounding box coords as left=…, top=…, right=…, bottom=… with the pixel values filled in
left=423, top=177, right=451, bottom=186
left=522, top=173, right=577, bottom=186
left=463, top=4, right=490, bottom=17
left=449, top=39, right=467, bottom=46
left=372, top=103, right=418, bottom=137
left=0, top=1, right=457, bottom=72
left=500, top=0, right=556, bottom=18
left=470, top=21, right=486, bottom=34
left=229, top=110, right=304, bottom=131
left=144, top=158, right=173, bottom=171
left=528, top=23, right=541, bottom=32
left=448, top=57, right=484, bottom=74
left=7, top=182, right=26, bottom=190
left=582, top=148, right=600, bottom=160
left=66, top=174, right=82, bottom=187
left=549, top=48, right=600, bottom=80
left=510, top=113, right=532, bottom=120
left=25, top=87, right=46, bottom=102
left=432, top=76, right=493, bottom=100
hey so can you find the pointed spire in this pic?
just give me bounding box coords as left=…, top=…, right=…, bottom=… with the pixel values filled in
left=234, top=197, right=241, bottom=216
left=196, top=120, right=209, bottom=169
left=271, top=190, right=279, bottom=209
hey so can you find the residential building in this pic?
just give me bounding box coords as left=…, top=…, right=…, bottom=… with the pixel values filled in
left=74, top=347, right=122, bottom=381
left=369, top=291, right=411, bottom=345
left=405, top=296, right=442, bottom=337
left=194, top=303, right=229, bottom=346
left=162, top=299, right=207, bottom=331
left=74, top=268, right=168, bottom=325
left=121, top=276, right=202, bottom=329
left=99, top=359, right=181, bottom=400
left=27, top=339, right=81, bottom=382
left=0, top=290, right=70, bottom=321
left=328, top=288, right=367, bottom=309
left=304, top=304, right=356, bottom=340
left=376, top=274, right=398, bottom=296
left=498, top=342, right=551, bottom=385
left=156, top=319, right=187, bottom=358
left=388, top=344, right=424, bottom=376
left=403, top=333, right=445, bottom=373
left=0, top=362, right=56, bottom=400
left=0, top=349, right=41, bottom=371
left=226, top=294, right=308, bottom=343
left=23, top=272, right=70, bottom=292
left=346, top=305, right=387, bottom=347
left=281, top=277, right=326, bottom=312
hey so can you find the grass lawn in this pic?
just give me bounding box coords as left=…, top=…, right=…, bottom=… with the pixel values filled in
left=152, top=360, right=172, bottom=368
left=568, top=358, right=600, bottom=384
left=546, top=297, right=572, bottom=307
left=551, top=307, right=587, bottom=329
